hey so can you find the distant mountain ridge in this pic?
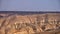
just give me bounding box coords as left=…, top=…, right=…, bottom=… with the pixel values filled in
left=0, top=11, right=60, bottom=15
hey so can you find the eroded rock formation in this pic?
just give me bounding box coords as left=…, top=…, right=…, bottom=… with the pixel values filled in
left=0, top=13, right=60, bottom=34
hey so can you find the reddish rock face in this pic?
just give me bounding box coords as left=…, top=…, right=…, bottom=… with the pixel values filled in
left=0, top=13, right=60, bottom=34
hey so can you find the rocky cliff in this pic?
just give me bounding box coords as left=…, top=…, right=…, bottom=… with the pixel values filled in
left=0, top=13, right=60, bottom=34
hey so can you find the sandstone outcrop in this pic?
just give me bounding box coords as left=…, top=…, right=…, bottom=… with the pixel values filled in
left=0, top=13, right=60, bottom=34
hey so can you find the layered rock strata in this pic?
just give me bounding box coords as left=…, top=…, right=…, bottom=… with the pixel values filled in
left=0, top=13, right=60, bottom=34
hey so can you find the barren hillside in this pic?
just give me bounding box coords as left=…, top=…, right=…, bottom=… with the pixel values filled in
left=0, top=13, right=60, bottom=34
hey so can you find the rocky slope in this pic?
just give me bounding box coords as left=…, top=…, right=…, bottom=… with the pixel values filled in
left=0, top=13, right=60, bottom=34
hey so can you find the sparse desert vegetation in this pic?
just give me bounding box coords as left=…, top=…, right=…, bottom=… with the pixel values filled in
left=0, top=13, right=60, bottom=34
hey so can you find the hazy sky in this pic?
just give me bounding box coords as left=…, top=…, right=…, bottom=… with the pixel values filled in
left=0, top=0, right=60, bottom=11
